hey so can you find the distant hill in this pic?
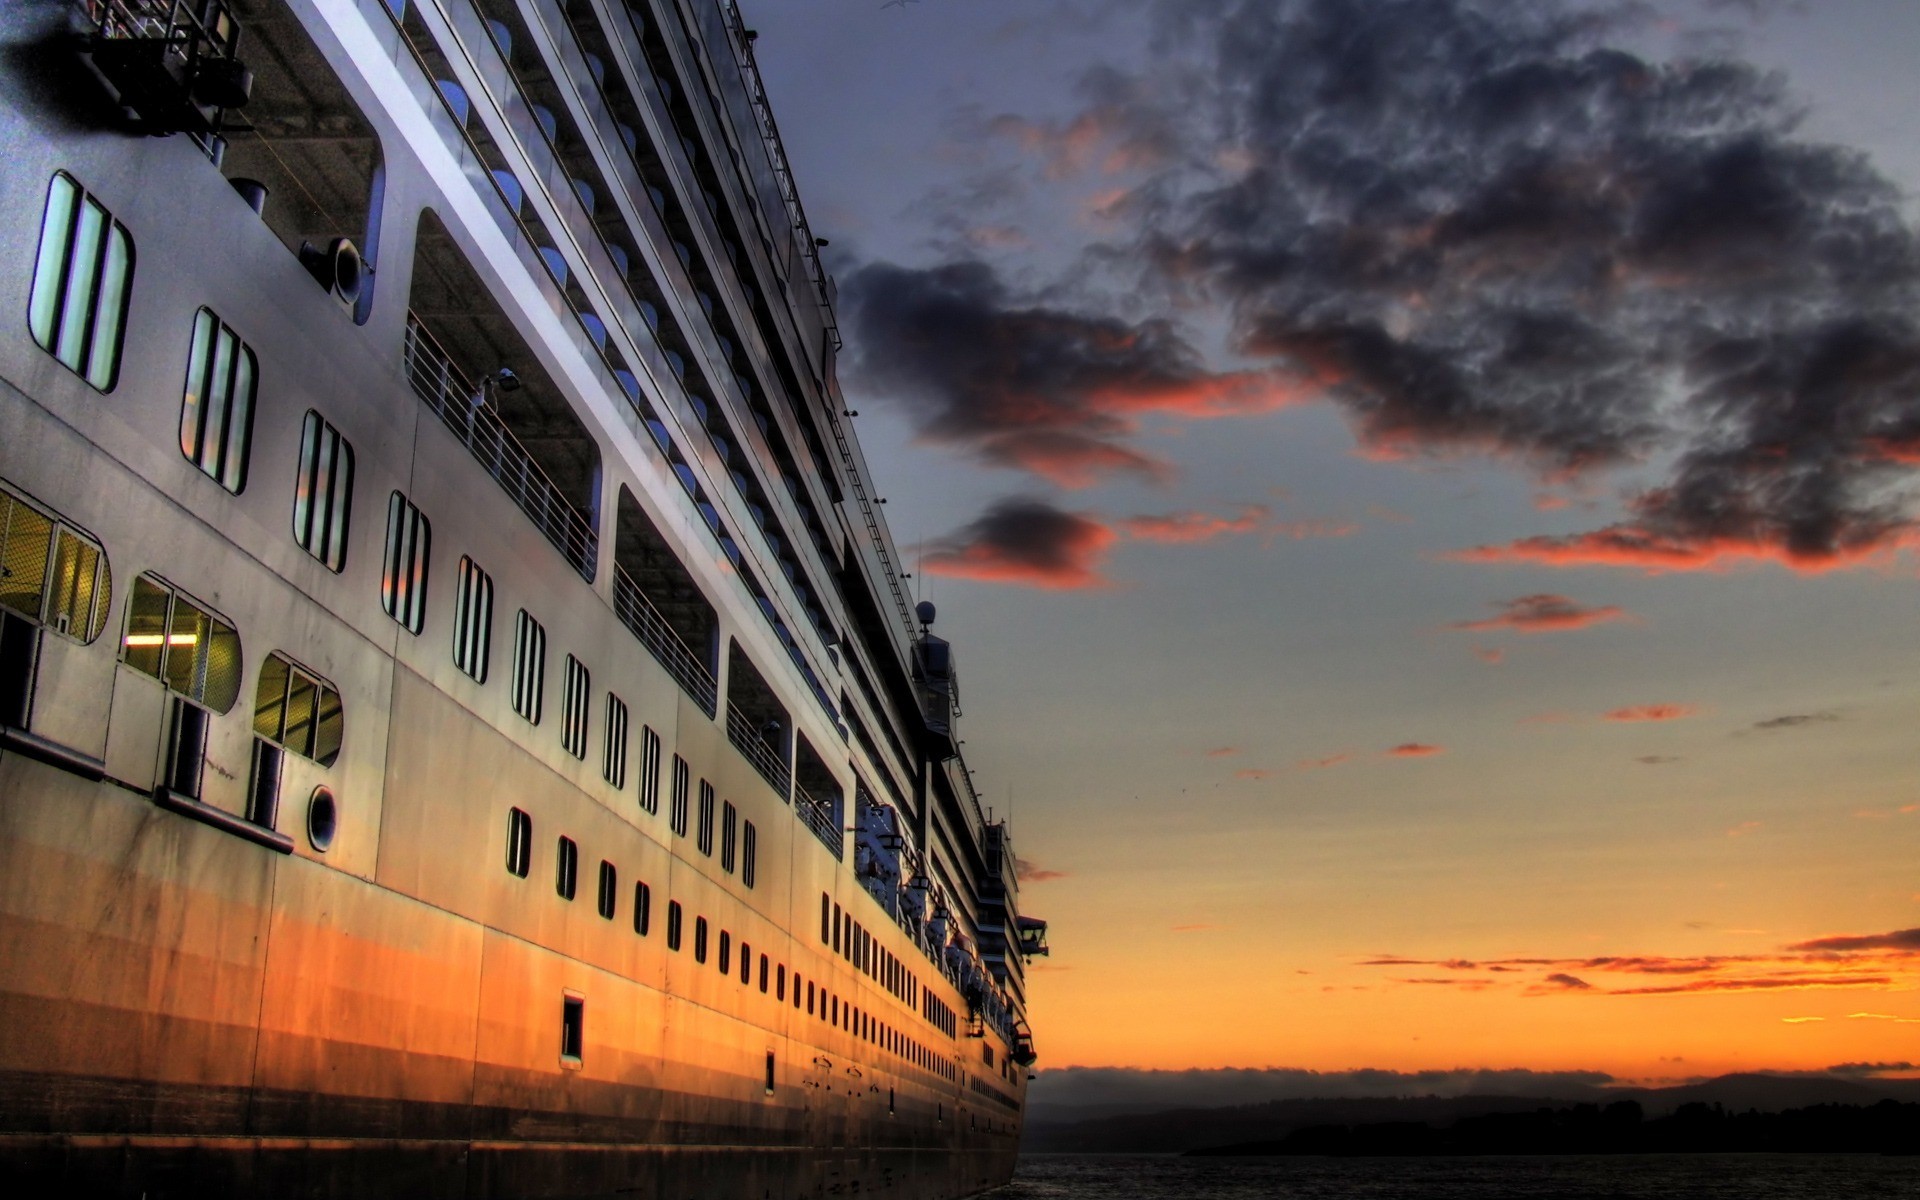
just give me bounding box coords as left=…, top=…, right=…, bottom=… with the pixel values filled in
left=1023, top=1073, right=1920, bottom=1154
left=1186, top=1098, right=1920, bottom=1157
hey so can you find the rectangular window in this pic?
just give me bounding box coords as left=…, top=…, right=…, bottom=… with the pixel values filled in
left=253, top=651, right=344, bottom=766
left=721, top=800, right=737, bottom=873
left=596, top=860, right=617, bottom=920
left=719, top=930, right=731, bottom=975
left=381, top=492, right=430, bottom=634
left=512, top=610, right=546, bottom=724
left=555, top=835, right=578, bottom=900
left=669, top=754, right=689, bottom=836
left=694, top=915, right=708, bottom=963
left=293, top=411, right=354, bottom=572
left=740, top=942, right=751, bottom=985
left=166, top=694, right=209, bottom=798
left=452, top=556, right=493, bottom=682
left=0, top=483, right=112, bottom=645
left=29, top=173, right=133, bottom=391
left=179, top=308, right=256, bottom=493
left=561, top=654, right=590, bottom=759
left=821, top=893, right=830, bottom=944
left=506, top=807, right=532, bottom=877
left=122, top=575, right=242, bottom=713
left=696, top=778, right=715, bottom=856
left=638, top=725, right=661, bottom=813
left=602, top=693, right=629, bottom=788
left=666, top=900, right=682, bottom=950
left=633, top=880, right=651, bottom=935
left=743, top=821, right=757, bottom=889
left=561, top=995, right=584, bottom=1062
left=759, top=954, right=769, bottom=994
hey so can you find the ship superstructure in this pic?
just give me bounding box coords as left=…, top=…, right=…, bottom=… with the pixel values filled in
left=0, top=0, right=1045, bottom=1195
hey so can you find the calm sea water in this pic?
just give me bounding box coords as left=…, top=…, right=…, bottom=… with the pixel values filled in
left=983, top=1154, right=1920, bottom=1199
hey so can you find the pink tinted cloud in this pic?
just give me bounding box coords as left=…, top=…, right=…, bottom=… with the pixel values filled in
left=1449, top=525, right=1920, bottom=575
left=1122, top=504, right=1268, bottom=544
left=1387, top=743, right=1445, bottom=758
left=1234, top=768, right=1273, bottom=781
left=1205, top=746, right=1242, bottom=758
left=1604, top=704, right=1699, bottom=723
left=1449, top=593, right=1634, bottom=634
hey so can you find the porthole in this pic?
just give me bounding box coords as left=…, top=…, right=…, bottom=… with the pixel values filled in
left=307, top=786, right=338, bottom=851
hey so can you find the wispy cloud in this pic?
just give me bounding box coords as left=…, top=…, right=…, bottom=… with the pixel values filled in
left=1752, top=711, right=1842, bottom=731
left=1789, top=928, right=1920, bottom=953
left=1234, top=768, right=1272, bottom=781
left=1604, top=703, right=1700, bottom=723
left=1387, top=742, right=1445, bottom=758
left=1296, top=753, right=1354, bottom=771
left=1205, top=746, right=1242, bottom=758
left=1448, top=593, right=1634, bottom=634
left=1015, top=857, right=1071, bottom=883
left=1121, top=504, right=1268, bottom=543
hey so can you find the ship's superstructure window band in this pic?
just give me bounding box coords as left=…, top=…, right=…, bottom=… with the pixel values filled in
left=561, top=654, right=590, bottom=759
left=381, top=492, right=431, bottom=634
left=122, top=575, right=242, bottom=714
left=0, top=484, right=112, bottom=646
left=452, top=556, right=493, bottom=682
left=179, top=309, right=257, bottom=495
left=293, top=411, right=355, bottom=572
left=253, top=652, right=344, bottom=767
left=512, top=610, right=546, bottom=724
left=506, top=807, right=532, bottom=878
left=29, top=173, right=133, bottom=392
left=602, top=693, right=629, bottom=788
left=638, top=725, right=661, bottom=813
left=556, top=835, right=578, bottom=901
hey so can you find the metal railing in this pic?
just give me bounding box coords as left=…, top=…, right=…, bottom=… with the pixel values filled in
left=725, top=701, right=790, bottom=798
left=402, top=315, right=598, bottom=581
left=612, top=564, right=717, bottom=716
left=794, top=783, right=843, bottom=861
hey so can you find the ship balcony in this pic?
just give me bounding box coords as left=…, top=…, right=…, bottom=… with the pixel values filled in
left=793, top=734, right=844, bottom=861
left=614, top=487, right=718, bottom=716
left=403, top=315, right=598, bottom=580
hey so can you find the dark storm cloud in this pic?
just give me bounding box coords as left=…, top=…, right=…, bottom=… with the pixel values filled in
left=909, top=0, right=1920, bottom=571
left=1156, top=0, right=1920, bottom=570
left=922, top=496, right=1117, bottom=589
left=840, top=260, right=1307, bottom=487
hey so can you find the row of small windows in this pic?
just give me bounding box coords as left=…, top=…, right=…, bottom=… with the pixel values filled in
left=505, top=803, right=758, bottom=907
left=822, top=893, right=928, bottom=1027
left=503, top=802, right=953, bottom=1083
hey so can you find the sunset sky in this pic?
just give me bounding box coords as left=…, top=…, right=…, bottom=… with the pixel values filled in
left=748, top=0, right=1920, bottom=1084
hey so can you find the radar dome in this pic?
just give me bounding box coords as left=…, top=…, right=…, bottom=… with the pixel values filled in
left=915, top=601, right=937, bottom=626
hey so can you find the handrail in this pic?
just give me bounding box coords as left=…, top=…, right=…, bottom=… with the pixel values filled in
left=793, top=781, right=843, bottom=861
left=612, top=563, right=717, bottom=716
left=725, top=701, right=790, bottom=798
left=402, top=315, right=600, bottom=581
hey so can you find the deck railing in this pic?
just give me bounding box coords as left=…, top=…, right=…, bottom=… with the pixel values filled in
left=612, top=564, right=717, bottom=716
left=725, top=701, right=790, bottom=798
left=794, top=783, right=843, bottom=861
left=402, top=316, right=598, bottom=581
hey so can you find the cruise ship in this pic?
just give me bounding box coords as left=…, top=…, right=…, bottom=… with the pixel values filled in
left=0, top=1, right=1046, bottom=1195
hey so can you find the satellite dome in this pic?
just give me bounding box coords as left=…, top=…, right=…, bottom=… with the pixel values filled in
left=915, top=600, right=937, bottom=626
